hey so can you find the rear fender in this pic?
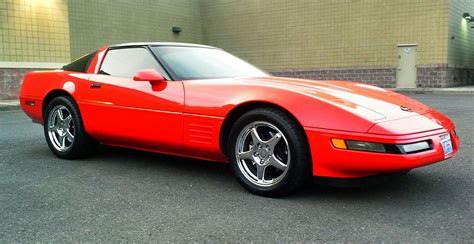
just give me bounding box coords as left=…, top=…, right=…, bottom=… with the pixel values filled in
left=19, top=71, right=91, bottom=124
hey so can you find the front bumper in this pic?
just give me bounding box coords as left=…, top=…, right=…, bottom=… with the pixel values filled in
left=304, top=126, right=460, bottom=178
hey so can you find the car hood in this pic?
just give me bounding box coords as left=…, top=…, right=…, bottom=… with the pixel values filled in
left=241, top=76, right=437, bottom=122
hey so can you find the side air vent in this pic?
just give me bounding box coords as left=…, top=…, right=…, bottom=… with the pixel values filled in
left=187, top=123, right=214, bottom=144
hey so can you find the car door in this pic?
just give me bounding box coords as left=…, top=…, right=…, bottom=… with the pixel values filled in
left=78, top=47, right=184, bottom=154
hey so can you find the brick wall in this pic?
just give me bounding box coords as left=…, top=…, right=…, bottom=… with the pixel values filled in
left=1, top=0, right=473, bottom=98
left=202, top=0, right=449, bottom=71
left=271, top=66, right=397, bottom=88
left=0, top=0, right=71, bottom=63
left=417, top=65, right=474, bottom=88
left=0, top=68, right=33, bottom=100
left=68, top=0, right=205, bottom=59
left=272, top=65, right=474, bottom=88
left=447, top=67, right=474, bottom=86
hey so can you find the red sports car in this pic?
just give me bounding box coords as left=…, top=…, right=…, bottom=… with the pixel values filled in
left=19, top=42, right=460, bottom=196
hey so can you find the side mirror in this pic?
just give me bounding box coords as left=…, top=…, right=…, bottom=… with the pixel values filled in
left=133, top=69, right=165, bottom=85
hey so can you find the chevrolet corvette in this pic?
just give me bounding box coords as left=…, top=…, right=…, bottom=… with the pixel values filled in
left=19, top=42, right=460, bottom=196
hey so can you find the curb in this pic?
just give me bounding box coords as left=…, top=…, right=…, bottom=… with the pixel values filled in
left=0, top=105, right=20, bottom=111
left=0, top=101, right=21, bottom=111
left=392, top=88, right=474, bottom=96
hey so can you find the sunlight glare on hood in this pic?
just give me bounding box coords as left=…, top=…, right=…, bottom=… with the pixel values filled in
left=354, top=83, right=388, bottom=92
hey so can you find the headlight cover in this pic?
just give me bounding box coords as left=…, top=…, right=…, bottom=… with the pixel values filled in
left=331, top=138, right=433, bottom=154
left=398, top=141, right=431, bottom=154
left=345, top=140, right=386, bottom=152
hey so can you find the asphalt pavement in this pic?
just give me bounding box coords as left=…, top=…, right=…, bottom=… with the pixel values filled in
left=0, top=94, right=472, bottom=242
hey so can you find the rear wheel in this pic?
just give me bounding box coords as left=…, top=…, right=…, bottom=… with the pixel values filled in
left=228, top=108, right=311, bottom=197
left=44, top=96, right=98, bottom=159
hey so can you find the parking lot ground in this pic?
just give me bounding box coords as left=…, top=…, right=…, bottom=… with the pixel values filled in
left=0, top=94, right=472, bottom=242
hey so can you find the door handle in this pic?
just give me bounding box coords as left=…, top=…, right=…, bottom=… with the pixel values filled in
left=90, top=83, right=102, bottom=89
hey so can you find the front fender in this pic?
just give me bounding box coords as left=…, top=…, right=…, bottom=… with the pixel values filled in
left=183, top=79, right=378, bottom=133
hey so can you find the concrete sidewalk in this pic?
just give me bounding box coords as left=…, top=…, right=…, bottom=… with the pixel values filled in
left=393, top=85, right=474, bottom=95
left=0, top=100, right=20, bottom=111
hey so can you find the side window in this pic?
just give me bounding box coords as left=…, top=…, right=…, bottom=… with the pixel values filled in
left=99, top=47, right=169, bottom=79
left=62, top=51, right=97, bottom=72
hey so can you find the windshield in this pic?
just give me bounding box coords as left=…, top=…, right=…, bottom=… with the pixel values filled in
left=151, top=46, right=268, bottom=80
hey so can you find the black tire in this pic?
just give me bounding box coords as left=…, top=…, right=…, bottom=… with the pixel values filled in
left=228, top=108, right=312, bottom=197
left=43, top=96, right=98, bottom=159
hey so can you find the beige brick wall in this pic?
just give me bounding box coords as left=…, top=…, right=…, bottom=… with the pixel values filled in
left=68, top=0, right=205, bottom=59
left=0, top=0, right=71, bottom=63
left=202, top=0, right=449, bottom=71
left=448, top=0, right=474, bottom=68
left=0, top=0, right=457, bottom=68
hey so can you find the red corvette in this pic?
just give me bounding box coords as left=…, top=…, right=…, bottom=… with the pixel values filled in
left=19, top=42, right=460, bottom=196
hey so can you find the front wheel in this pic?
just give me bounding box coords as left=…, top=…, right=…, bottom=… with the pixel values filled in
left=228, top=108, right=311, bottom=197
left=44, top=96, right=98, bottom=159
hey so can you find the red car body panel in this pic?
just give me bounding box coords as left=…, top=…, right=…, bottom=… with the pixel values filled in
left=19, top=45, right=460, bottom=178
left=79, top=74, right=184, bottom=154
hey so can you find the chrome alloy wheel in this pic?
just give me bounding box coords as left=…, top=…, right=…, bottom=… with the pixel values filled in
left=47, top=105, right=75, bottom=152
left=235, top=121, right=291, bottom=187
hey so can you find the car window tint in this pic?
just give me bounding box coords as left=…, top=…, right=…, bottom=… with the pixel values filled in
left=62, top=51, right=97, bottom=72
left=99, top=48, right=168, bottom=79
